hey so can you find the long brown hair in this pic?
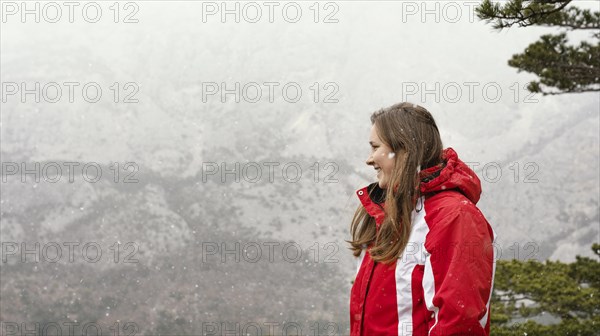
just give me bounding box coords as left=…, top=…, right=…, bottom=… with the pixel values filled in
left=348, top=102, right=444, bottom=265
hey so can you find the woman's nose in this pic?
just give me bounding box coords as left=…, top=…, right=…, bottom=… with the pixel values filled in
left=365, top=155, right=374, bottom=166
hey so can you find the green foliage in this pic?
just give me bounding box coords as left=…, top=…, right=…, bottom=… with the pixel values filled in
left=476, top=0, right=600, bottom=95
left=491, top=244, right=600, bottom=335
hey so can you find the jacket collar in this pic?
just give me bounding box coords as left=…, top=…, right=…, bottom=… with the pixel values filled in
left=356, top=182, right=386, bottom=226
left=419, top=147, right=481, bottom=203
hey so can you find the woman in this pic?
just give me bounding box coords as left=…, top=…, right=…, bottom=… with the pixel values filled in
left=349, top=102, right=496, bottom=336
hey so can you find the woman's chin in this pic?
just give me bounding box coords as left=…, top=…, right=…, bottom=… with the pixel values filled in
left=377, top=179, right=387, bottom=189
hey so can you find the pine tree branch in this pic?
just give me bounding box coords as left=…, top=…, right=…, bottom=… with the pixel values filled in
left=519, top=0, right=573, bottom=26
left=477, top=0, right=575, bottom=29
left=506, top=32, right=600, bottom=95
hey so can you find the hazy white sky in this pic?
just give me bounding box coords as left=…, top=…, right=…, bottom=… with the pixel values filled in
left=2, top=0, right=598, bottom=177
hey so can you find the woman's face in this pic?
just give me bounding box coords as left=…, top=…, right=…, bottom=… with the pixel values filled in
left=366, top=124, right=397, bottom=189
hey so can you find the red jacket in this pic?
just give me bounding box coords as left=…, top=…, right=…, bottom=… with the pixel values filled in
left=350, top=148, right=496, bottom=336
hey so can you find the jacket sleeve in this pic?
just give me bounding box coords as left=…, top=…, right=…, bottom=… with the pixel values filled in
left=422, top=206, right=496, bottom=336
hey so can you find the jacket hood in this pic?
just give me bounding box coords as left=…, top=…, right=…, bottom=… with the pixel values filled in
left=356, top=147, right=482, bottom=223
left=419, top=147, right=482, bottom=204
